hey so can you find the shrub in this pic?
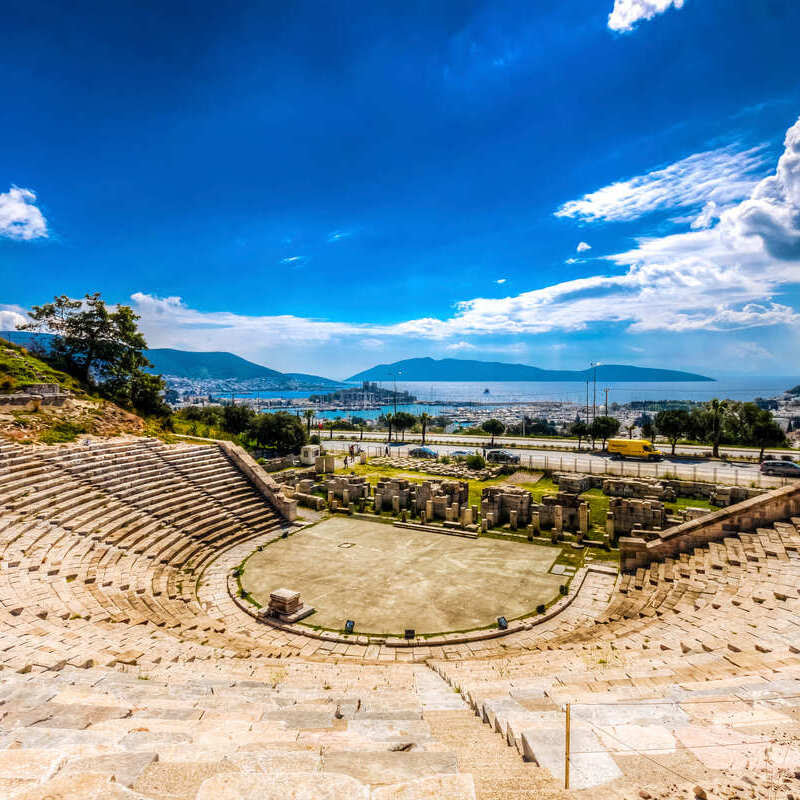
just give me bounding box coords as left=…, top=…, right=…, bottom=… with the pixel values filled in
left=0, top=375, right=17, bottom=392
left=465, top=454, right=485, bottom=470
left=536, top=603, right=546, bottom=614
left=439, top=455, right=451, bottom=464
left=39, top=421, right=88, bottom=444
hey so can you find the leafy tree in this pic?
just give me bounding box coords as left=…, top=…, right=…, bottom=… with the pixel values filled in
left=20, top=293, right=168, bottom=416
left=655, top=409, right=689, bottom=455
left=703, top=398, right=730, bottom=458
left=589, top=416, right=620, bottom=450
left=223, top=404, right=255, bottom=435
left=568, top=420, right=589, bottom=450
left=352, top=416, right=367, bottom=440
left=247, top=411, right=306, bottom=455
left=418, top=412, right=431, bottom=444
left=481, top=418, right=505, bottom=446
left=750, top=412, right=786, bottom=460
left=393, top=411, right=416, bottom=442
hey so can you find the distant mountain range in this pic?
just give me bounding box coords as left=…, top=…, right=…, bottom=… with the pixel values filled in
left=347, top=357, right=713, bottom=383
left=0, top=332, right=343, bottom=390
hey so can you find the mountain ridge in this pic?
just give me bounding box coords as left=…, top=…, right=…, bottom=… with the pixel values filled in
left=0, top=332, right=343, bottom=388
left=347, top=357, right=713, bottom=383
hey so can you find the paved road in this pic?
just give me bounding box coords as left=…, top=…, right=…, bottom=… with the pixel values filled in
left=325, top=430, right=797, bottom=460
left=326, top=436, right=791, bottom=489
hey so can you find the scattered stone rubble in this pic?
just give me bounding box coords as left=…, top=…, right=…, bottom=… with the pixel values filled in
left=555, top=472, right=762, bottom=507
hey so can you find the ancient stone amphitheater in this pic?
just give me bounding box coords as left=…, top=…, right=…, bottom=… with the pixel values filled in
left=0, top=437, right=799, bottom=799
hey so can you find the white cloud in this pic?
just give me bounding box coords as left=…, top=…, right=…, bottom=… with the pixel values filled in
left=608, top=0, right=685, bottom=33
left=280, top=255, right=308, bottom=265
left=445, top=341, right=478, bottom=352
left=690, top=200, right=720, bottom=230
left=577, top=241, right=592, bottom=252
left=128, top=117, right=800, bottom=352
left=361, top=338, right=384, bottom=350
left=0, top=187, right=48, bottom=241
left=565, top=258, right=579, bottom=264
left=556, top=145, right=767, bottom=223
left=0, top=307, right=28, bottom=330
left=495, top=278, right=507, bottom=284
left=327, top=230, right=351, bottom=243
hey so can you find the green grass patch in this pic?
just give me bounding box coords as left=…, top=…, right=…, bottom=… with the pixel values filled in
left=39, top=420, right=88, bottom=444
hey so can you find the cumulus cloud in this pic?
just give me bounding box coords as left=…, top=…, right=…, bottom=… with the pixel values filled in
left=0, top=306, right=28, bottom=330
left=608, top=0, right=685, bottom=33
left=577, top=241, right=592, bottom=252
left=691, top=200, right=720, bottom=230
left=556, top=145, right=767, bottom=223
left=0, top=187, right=48, bottom=241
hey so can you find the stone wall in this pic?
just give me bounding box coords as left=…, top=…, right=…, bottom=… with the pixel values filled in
left=325, top=475, right=370, bottom=502
left=554, top=472, right=763, bottom=507
left=219, top=441, right=298, bottom=522
left=606, top=497, right=667, bottom=538
left=536, top=492, right=583, bottom=531
left=481, top=485, right=532, bottom=528
left=619, top=481, right=800, bottom=571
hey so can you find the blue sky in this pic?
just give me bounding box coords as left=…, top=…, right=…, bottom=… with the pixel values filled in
left=1, top=0, right=799, bottom=379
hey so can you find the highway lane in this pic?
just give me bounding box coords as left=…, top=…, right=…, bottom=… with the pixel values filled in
left=326, top=435, right=791, bottom=489
left=322, top=429, right=797, bottom=460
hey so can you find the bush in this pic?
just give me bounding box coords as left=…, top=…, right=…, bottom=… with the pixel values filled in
left=0, top=375, right=17, bottom=392
left=465, top=454, right=485, bottom=470
left=39, top=421, right=88, bottom=444
left=439, top=455, right=451, bottom=464
left=536, top=603, right=546, bottom=614
left=309, top=434, right=320, bottom=444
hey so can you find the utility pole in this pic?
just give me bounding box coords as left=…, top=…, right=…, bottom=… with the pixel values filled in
left=585, top=381, right=590, bottom=422
left=590, top=362, right=600, bottom=423
left=564, top=703, right=571, bottom=789
left=604, top=387, right=610, bottom=417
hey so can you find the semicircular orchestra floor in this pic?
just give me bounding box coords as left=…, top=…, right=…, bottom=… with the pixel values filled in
left=240, top=517, right=564, bottom=636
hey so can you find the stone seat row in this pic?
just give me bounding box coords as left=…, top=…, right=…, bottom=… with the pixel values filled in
left=0, top=662, right=479, bottom=800
left=429, top=518, right=800, bottom=788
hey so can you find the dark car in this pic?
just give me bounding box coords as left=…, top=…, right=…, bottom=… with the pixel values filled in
left=409, top=446, right=437, bottom=459
left=760, top=460, right=800, bottom=477
left=486, top=449, right=520, bottom=464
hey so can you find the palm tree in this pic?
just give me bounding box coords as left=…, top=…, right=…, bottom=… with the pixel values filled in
left=705, top=398, right=729, bottom=458
left=419, top=413, right=431, bottom=444
left=303, top=409, right=315, bottom=437
left=626, top=423, right=635, bottom=439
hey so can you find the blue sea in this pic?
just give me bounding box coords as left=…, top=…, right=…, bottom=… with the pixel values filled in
left=217, top=376, right=798, bottom=420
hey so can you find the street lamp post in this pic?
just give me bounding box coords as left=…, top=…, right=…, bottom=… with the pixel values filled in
left=589, top=362, right=600, bottom=423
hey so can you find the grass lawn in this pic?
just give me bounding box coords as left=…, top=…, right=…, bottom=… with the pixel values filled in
left=663, top=496, right=716, bottom=514
left=338, top=461, right=551, bottom=508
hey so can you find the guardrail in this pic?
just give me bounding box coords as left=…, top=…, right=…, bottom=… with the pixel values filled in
left=327, top=444, right=791, bottom=489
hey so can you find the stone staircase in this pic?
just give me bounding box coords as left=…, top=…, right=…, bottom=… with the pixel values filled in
left=431, top=519, right=800, bottom=794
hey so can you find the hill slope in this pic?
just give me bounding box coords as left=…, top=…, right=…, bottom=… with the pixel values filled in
left=0, top=336, right=145, bottom=442
left=347, top=357, right=713, bottom=382
left=0, top=332, right=343, bottom=388
left=145, top=348, right=284, bottom=380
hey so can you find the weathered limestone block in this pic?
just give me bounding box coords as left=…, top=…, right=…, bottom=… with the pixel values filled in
left=579, top=502, right=590, bottom=537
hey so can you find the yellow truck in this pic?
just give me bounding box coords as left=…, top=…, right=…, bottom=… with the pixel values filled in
left=607, top=439, right=663, bottom=461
